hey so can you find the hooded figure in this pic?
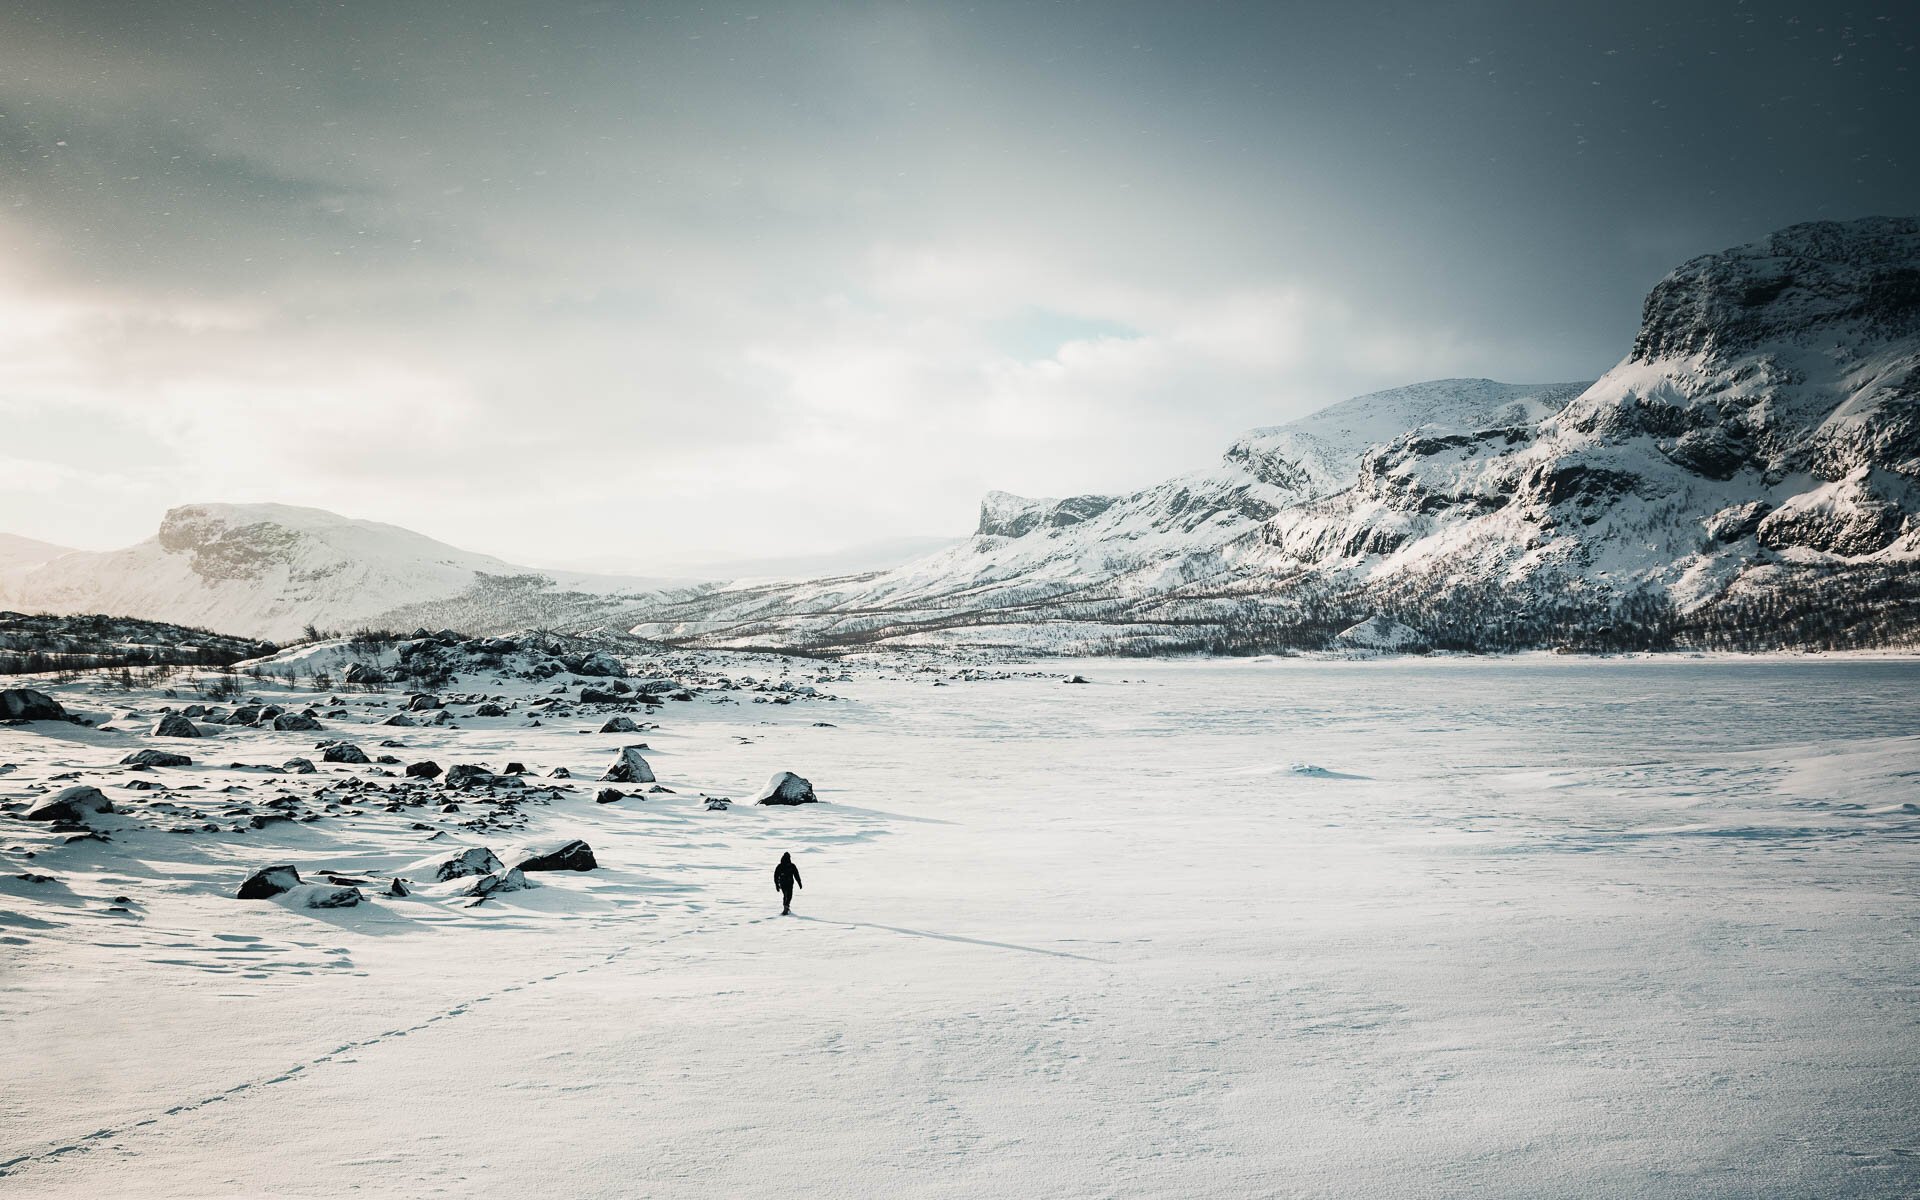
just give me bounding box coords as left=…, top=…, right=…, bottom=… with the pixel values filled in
left=774, top=852, right=802, bottom=914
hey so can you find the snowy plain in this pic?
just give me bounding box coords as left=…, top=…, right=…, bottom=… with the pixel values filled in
left=2, top=654, right=1917, bottom=1198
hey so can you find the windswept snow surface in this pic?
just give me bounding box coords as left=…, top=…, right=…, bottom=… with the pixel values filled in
left=3, top=657, right=1918, bottom=1197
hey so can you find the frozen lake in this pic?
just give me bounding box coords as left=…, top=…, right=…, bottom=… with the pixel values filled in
left=4, top=656, right=1917, bottom=1196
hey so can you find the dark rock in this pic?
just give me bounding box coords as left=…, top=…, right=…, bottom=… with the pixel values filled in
left=460, top=867, right=530, bottom=900
left=0, top=689, right=67, bottom=723
left=273, top=710, right=322, bottom=732
left=408, top=694, right=443, bottom=711
left=300, top=884, right=363, bottom=908
left=509, top=839, right=597, bottom=872
left=754, top=771, right=817, bottom=805
left=322, top=743, right=370, bottom=764
left=569, top=651, right=625, bottom=678
left=237, top=864, right=301, bottom=899
left=405, top=761, right=443, bottom=779
left=122, top=749, right=192, bottom=768
left=283, top=757, right=317, bottom=774
left=152, top=713, right=202, bottom=739
left=444, top=764, right=493, bottom=790
left=599, top=715, right=641, bottom=733
left=474, top=703, right=507, bottom=717
left=595, top=788, right=625, bottom=804
left=25, top=785, right=115, bottom=822
left=409, top=846, right=504, bottom=881
left=600, top=746, right=655, bottom=783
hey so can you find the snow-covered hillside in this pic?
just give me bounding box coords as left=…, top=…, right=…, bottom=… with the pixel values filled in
left=625, top=218, right=1920, bottom=654
left=622, top=379, right=1587, bottom=648
left=0, top=533, right=74, bottom=572
left=0, top=504, right=673, bottom=643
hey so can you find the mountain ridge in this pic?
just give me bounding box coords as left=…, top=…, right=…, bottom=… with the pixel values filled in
left=617, top=218, right=1920, bottom=653
left=6, top=218, right=1916, bottom=654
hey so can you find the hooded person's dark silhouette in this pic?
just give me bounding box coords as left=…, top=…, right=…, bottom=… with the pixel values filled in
left=774, top=852, right=802, bottom=914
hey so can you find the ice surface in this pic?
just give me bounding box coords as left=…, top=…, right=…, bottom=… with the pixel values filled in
left=2, top=656, right=1917, bottom=1197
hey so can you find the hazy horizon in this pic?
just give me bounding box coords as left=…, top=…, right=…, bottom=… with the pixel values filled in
left=5, top=0, right=1914, bottom=564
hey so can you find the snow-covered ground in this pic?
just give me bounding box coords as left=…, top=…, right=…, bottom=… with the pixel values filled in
left=3, top=655, right=1917, bottom=1197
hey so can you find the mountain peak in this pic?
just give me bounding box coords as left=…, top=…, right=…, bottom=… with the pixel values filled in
left=1632, top=215, right=1920, bottom=362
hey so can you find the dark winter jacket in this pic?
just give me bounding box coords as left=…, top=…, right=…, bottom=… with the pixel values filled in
left=774, top=854, right=802, bottom=893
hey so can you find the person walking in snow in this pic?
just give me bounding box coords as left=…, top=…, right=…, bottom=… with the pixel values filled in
left=774, top=851, right=802, bottom=915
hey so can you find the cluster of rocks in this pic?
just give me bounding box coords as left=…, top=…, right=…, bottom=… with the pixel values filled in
left=235, top=836, right=597, bottom=909
left=5, top=638, right=844, bottom=926
left=145, top=701, right=329, bottom=738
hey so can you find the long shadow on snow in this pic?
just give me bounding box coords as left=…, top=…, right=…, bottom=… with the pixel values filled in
left=793, top=915, right=1107, bottom=963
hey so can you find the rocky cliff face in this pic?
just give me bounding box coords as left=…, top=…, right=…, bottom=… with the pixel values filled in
left=1256, top=218, right=1920, bottom=616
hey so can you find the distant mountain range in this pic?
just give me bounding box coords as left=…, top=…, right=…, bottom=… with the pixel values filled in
left=0, top=503, right=674, bottom=643
left=5, top=217, right=1916, bottom=653
left=620, top=217, right=1920, bottom=653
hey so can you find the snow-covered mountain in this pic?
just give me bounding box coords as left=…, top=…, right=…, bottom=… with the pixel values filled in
left=1253, top=217, right=1920, bottom=637
left=10, top=219, right=1913, bottom=654
left=0, top=532, right=76, bottom=576
left=619, top=378, right=1590, bottom=648
left=624, top=217, right=1920, bottom=653
left=0, top=503, right=673, bottom=643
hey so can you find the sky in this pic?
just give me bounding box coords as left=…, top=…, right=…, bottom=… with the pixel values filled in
left=2, top=0, right=1915, bottom=572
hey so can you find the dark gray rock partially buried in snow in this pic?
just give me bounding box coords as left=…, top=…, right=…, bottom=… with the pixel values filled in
left=408, top=846, right=505, bottom=882
left=0, top=688, right=68, bottom=723
left=461, top=868, right=531, bottom=899
left=152, top=712, right=202, bottom=739
left=322, top=742, right=370, bottom=764
left=443, top=763, right=493, bottom=790
left=25, top=785, right=115, bottom=822
left=600, top=746, right=655, bottom=783
left=509, top=839, right=598, bottom=872
left=599, top=716, right=641, bottom=734
left=237, top=864, right=301, bottom=899
left=568, top=651, right=625, bottom=678
left=754, top=771, right=817, bottom=805
left=298, top=883, right=364, bottom=908
left=273, top=710, right=322, bottom=732
left=121, top=748, right=192, bottom=768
